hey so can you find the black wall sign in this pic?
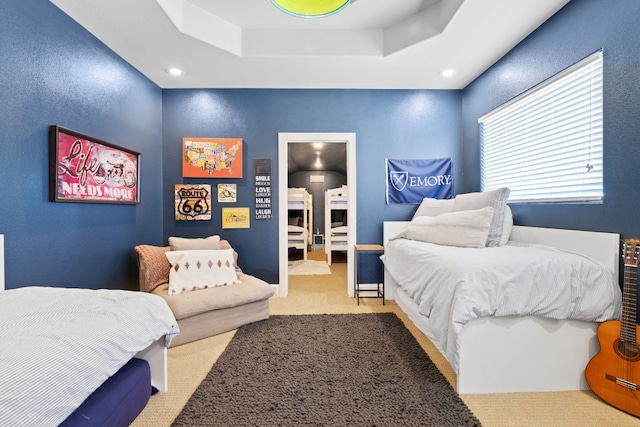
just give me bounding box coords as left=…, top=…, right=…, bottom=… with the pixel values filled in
left=254, top=158, right=272, bottom=220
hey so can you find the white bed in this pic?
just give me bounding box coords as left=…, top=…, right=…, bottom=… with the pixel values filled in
left=0, top=286, right=179, bottom=426
left=383, top=221, right=622, bottom=394
left=324, top=186, right=348, bottom=265
left=288, top=188, right=313, bottom=260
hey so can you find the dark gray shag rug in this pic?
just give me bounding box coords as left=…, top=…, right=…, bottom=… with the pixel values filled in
left=172, top=313, right=481, bottom=427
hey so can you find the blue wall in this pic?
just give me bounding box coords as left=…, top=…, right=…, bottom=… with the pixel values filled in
left=3, top=0, right=639, bottom=290
left=0, top=0, right=163, bottom=290
left=462, top=0, right=640, bottom=241
left=162, top=90, right=462, bottom=283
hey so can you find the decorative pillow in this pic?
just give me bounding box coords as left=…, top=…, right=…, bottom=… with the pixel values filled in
left=168, top=235, right=221, bottom=251
left=453, top=188, right=510, bottom=247
left=165, top=249, right=239, bottom=296
left=499, top=205, right=513, bottom=245
left=220, top=239, right=242, bottom=273
left=392, top=206, right=494, bottom=248
left=412, top=197, right=455, bottom=219
left=134, top=245, right=171, bottom=292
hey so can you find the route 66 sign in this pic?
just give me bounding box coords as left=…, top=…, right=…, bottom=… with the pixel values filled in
left=174, top=184, right=211, bottom=220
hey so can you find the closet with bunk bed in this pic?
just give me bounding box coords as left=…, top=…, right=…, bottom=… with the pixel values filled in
left=324, top=186, right=348, bottom=265
left=287, top=188, right=313, bottom=260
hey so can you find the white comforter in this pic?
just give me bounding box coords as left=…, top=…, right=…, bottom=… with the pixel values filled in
left=0, top=287, right=179, bottom=427
left=383, top=238, right=622, bottom=372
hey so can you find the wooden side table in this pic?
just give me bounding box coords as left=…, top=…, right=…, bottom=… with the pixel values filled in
left=354, top=244, right=385, bottom=305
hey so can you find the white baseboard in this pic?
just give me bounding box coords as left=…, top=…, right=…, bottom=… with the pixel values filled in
left=270, top=284, right=280, bottom=297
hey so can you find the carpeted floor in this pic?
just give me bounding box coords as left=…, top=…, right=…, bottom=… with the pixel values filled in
left=172, top=313, right=480, bottom=427
left=132, top=251, right=640, bottom=427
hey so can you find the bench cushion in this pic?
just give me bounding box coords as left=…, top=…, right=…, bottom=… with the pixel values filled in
left=151, top=273, right=274, bottom=320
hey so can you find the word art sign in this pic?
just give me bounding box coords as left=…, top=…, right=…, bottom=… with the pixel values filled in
left=254, top=158, right=272, bottom=220
left=174, top=184, right=211, bottom=221
left=385, top=158, right=453, bottom=204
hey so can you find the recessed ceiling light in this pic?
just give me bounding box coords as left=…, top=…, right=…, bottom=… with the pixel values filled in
left=440, top=69, right=457, bottom=78
left=167, top=67, right=184, bottom=76
left=313, top=142, right=324, bottom=149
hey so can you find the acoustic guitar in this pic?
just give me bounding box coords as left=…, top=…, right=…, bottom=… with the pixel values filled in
left=585, top=238, right=640, bottom=417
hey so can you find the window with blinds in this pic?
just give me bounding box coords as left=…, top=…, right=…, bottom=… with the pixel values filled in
left=479, top=50, right=603, bottom=203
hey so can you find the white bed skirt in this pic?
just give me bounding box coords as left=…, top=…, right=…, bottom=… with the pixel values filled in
left=392, top=281, right=598, bottom=394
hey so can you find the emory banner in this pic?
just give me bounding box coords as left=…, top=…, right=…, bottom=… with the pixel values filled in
left=385, top=158, right=453, bottom=204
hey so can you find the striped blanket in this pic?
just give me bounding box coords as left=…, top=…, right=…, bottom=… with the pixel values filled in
left=0, top=287, right=179, bottom=426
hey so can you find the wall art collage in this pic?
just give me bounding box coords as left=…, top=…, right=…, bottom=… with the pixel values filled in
left=49, top=129, right=272, bottom=229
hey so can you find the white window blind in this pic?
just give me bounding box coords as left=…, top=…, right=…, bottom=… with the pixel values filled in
left=479, top=50, right=603, bottom=203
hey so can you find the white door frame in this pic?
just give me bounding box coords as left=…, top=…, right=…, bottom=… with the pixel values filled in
left=278, top=132, right=356, bottom=297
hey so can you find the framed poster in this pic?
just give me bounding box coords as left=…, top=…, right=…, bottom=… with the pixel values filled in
left=182, top=137, right=243, bottom=178
left=217, top=184, right=237, bottom=203
left=222, top=207, right=250, bottom=229
left=174, top=184, right=211, bottom=220
left=49, top=126, right=140, bottom=204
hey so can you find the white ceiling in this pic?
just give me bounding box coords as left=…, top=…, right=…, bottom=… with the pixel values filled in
left=50, top=0, right=570, bottom=90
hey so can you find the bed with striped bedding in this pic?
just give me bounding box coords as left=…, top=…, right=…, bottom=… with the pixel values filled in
left=0, top=286, right=179, bottom=426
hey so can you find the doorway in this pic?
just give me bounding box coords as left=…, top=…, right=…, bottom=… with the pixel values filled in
left=278, top=132, right=356, bottom=298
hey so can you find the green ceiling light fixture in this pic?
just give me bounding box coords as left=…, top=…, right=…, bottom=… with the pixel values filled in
left=270, top=0, right=351, bottom=18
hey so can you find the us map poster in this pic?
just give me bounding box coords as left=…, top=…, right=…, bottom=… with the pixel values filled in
left=182, top=137, right=243, bottom=178
left=254, top=158, right=272, bottom=220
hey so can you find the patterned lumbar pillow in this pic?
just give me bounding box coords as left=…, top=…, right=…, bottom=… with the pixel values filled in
left=165, top=249, right=239, bottom=296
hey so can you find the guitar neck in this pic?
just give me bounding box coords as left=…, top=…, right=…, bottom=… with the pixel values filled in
left=621, top=264, right=638, bottom=343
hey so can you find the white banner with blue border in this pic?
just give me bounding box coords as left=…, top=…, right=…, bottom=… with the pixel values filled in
left=385, top=158, right=453, bottom=204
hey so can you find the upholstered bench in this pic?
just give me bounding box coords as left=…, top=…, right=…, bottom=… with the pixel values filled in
left=135, top=236, right=274, bottom=347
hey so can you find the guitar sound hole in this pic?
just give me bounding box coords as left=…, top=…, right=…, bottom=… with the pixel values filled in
left=616, top=340, right=640, bottom=360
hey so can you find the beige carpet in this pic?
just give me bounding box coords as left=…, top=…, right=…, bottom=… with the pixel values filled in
left=132, top=251, right=639, bottom=427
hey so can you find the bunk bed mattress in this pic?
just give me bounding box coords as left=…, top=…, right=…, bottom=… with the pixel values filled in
left=382, top=238, right=622, bottom=372
left=0, top=286, right=179, bottom=427
left=288, top=225, right=306, bottom=234
left=329, top=225, right=348, bottom=234
left=328, top=226, right=348, bottom=247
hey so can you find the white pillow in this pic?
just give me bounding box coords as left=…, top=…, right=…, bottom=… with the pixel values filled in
left=168, top=235, right=221, bottom=251
left=499, top=205, right=513, bottom=245
left=392, top=206, right=494, bottom=248
left=412, top=197, right=455, bottom=220
left=453, top=188, right=510, bottom=247
left=165, top=249, right=239, bottom=296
